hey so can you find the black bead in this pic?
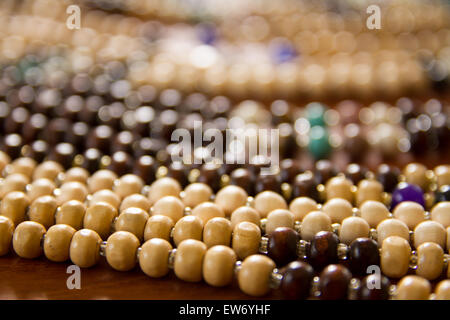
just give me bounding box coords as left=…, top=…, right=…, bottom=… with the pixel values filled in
left=280, top=261, right=314, bottom=300
left=267, top=227, right=299, bottom=267
left=309, top=231, right=339, bottom=270
left=348, top=238, right=380, bottom=276
left=357, top=274, right=391, bottom=300
left=435, top=185, right=450, bottom=203
left=376, top=164, right=400, bottom=193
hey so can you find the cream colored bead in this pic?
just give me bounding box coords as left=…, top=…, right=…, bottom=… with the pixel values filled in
left=90, top=189, right=121, bottom=209
left=0, top=216, right=14, bottom=256
left=114, top=174, right=144, bottom=199
left=174, top=239, right=207, bottom=282
left=435, top=280, right=450, bottom=300
left=191, top=202, right=225, bottom=225
left=356, top=179, right=383, bottom=206
left=393, top=201, right=425, bottom=229
left=325, top=176, right=353, bottom=203
left=289, top=197, right=317, bottom=221
left=0, top=173, right=29, bottom=198
left=230, top=206, right=260, bottom=229
left=12, top=221, right=46, bottom=259
left=27, top=178, right=56, bottom=202
left=203, top=245, right=236, bottom=287
left=300, top=211, right=332, bottom=241
left=238, top=254, right=275, bottom=297
left=215, top=185, right=248, bottom=216
left=33, top=161, right=63, bottom=181
left=359, top=200, right=390, bottom=228
left=416, top=242, right=444, bottom=280
left=339, top=217, right=370, bottom=245
left=403, top=163, right=429, bottom=191
left=114, top=207, right=149, bottom=241
left=0, top=191, right=30, bottom=225
left=105, top=231, right=140, bottom=271
left=148, top=177, right=181, bottom=205
left=396, top=275, right=431, bottom=300
left=322, top=198, right=353, bottom=223
left=430, top=202, right=450, bottom=228
left=266, top=209, right=294, bottom=234
left=139, top=238, right=172, bottom=278
left=381, top=236, right=411, bottom=278
left=447, top=227, right=450, bottom=251
left=55, top=200, right=86, bottom=230
left=9, top=157, right=37, bottom=178
left=203, top=217, right=232, bottom=248
left=69, top=229, right=102, bottom=268
left=83, top=202, right=118, bottom=239
left=28, top=195, right=57, bottom=228
left=56, top=181, right=88, bottom=205
left=63, top=167, right=89, bottom=184
left=143, top=215, right=174, bottom=241
left=182, top=183, right=212, bottom=208
left=88, top=170, right=117, bottom=193
left=43, top=224, right=76, bottom=262
left=232, top=221, right=261, bottom=260
left=119, top=194, right=151, bottom=213
left=377, top=219, right=410, bottom=245
left=414, top=221, right=446, bottom=249
left=253, top=191, right=287, bottom=218
left=435, top=165, right=450, bottom=188
left=173, top=215, right=203, bottom=247
left=152, top=196, right=185, bottom=223
left=0, top=151, right=10, bottom=173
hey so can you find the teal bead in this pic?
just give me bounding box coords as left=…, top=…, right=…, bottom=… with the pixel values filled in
left=308, top=126, right=331, bottom=159
left=306, top=102, right=326, bottom=127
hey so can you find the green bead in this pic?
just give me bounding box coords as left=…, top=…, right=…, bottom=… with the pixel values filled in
left=306, top=102, right=326, bottom=127
left=308, top=126, right=331, bottom=159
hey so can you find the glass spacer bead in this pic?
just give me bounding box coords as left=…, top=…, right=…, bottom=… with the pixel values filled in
left=259, top=236, right=269, bottom=254
left=234, top=261, right=242, bottom=276
left=409, top=230, right=414, bottom=244
left=220, top=174, right=230, bottom=188
left=409, top=251, right=418, bottom=270
left=297, top=240, right=310, bottom=259
left=136, top=247, right=142, bottom=260
left=310, top=276, right=321, bottom=298
left=40, top=233, right=46, bottom=248
left=352, top=207, right=360, bottom=216
left=142, top=185, right=151, bottom=197
left=369, top=228, right=378, bottom=241
left=281, top=182, right=291, bottom=200
left=183, top=207, right=192, bottom=216
left=294, top=221, right=301, bottom=234
left=268, top=268, right=283, bottom=290
left=156, top=166, right=168, bottom=179
left=347, top=278, right=361, bottom=300
left=168, top=248, right=177, bottom=269
left=260, top=218, right=267, bottom=234
left=99, top=241, right=107, bottom=257
left=337, top=243, right=349, bottom=260
left=424, top=211, right=431, bottom=220
left=332, top=223, right=341, bottom=235
left=246, top=196, right=254, bottom=207
left=187, top=168, right=200, bottom=183
left=443, top=254, right=450, bottom=270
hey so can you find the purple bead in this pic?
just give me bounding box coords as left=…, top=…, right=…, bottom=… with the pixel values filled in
left=391, top=182, right=425, bottom=210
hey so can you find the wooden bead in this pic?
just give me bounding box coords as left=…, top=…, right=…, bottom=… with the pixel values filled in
left=12, top=221, right=46, bottom=259
left=139, top=238, right=172, bottom=278
left=28, top=195, right=57, bottom=228
left=319, top=264, right=352, bottom=300
left=396, top=275, right=431, bottom=300
left=148, top=177, right=181, bottom=205
left=182, top=183, right=212, bottom=208
left=357, top=274, right=391, bottom=300
left=173, top=215, right=203, bottom=247
left=268, top=227, right=299, bottom=267
left=0, top=216, right=14, bottom=256
left=105, top=231, right=140, bottom=271
left=191, top=202, right=225, bottom=225
left=356, top=179, right=383, bottom=206
left=152, top=196, right=185, bottom=223
left=0, top=151, right=10, bottom=173
left=0, top=191, right=30, bottom=225
left=83, top=202, right=118, bottom=239
left=322, top=198, right=353, bottom=223
left=447, top=227, right=450, bottom=252
left=339, top=217, right=370, bottom=245
left=88, top=170, right=118, bottom=193
left=63, top=167, right=89, bottom=184
left=403, top=163, right=429, bottom=191
left=280, top=261, right=314, bottom=300
left=359, top=200, right=390, bottom=228
left=309, top=231, right=339, bottom=270
left=414, top=221, right=446, bottom=249
left=435, top=165, right=450, bottom=188
left=143, top=215, right=174, bottom=242
left=416, top=242, right=444, bottom=280
left=203, top=245, right=236, bottom=287
left=27, top=178, right=55, bottom=202
left=289, top=197, right=317, bottom=221
left=435, top=280, right=450, bottom=300
left=55, top=200, right=86, bottom=230
left=253, top=191, right=287, bottom=218
left=174, top=239, right=207, bottom=282
left=300, top=211, right=332, bottom=242
left=381, top=236, right=411, bottom=278
left=266, top=209, right=294, bottom=234
left=393, top=201, right=425, bottom=229
left=119, top=193, right=151, bottom=213
left=325, top=176, right=353, bottom=203
left=215, top=185, right=248, bottom=216
left=203, top=217, right=232, bottom=248
left=9, top=158, right=37, bottom=178
left=114, top=174, right=144, bottom=199
left=43, top=224, right=76, bottom=262
left=230, top=206, right=260, bottom=230
left=56, top=181, right=88, bottom=205
left=232, top=221, right=261, bottom=260
left=348, top=238, right=380, bottom=276
left=0, top=173, right=29, bottom=198
left=69, top=229, right=102, bottom=268
left=33, top=161, right=63, bottom=181
left=238, top=254, right=275, bottom=297
left=90, top=189, right=121, bottom=209
left=377, top=219, right=410, bottom=245
left=115, top=207, right=149, bottom=241
left=431, top=202, right=450, bottom=228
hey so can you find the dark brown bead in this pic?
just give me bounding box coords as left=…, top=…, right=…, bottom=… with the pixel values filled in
left=348, top=238, right=380, bottom=276
left=81, top=148, right=102, bottom=173
left=49, top=143, right=76, bottom=169
left=60, top=95, right=84, bottom=120
left=336, top=100, right=361, bottom=125
left=154, top=109, right=179, bottom=140
left=280, top=159, right=301, bottom=183
left=133, top=137, right=166, bottom=158
left=343, top=125, right=369, bottom=161
left=270, top=100, right=290, bottom=125
left=291, top=171, right=319, bottom=202
left=207, top=96, right=230, bottom=118
left=25, top=140, right=48, bottom=162
left=5, top=106, right=29, bottom=134
left=3, top=133, right=23, bottom=159
left=167, top=161, right=188, bottom=187
left=0, top=101, right=10, bottom=134
left=80, top=95, right=103, bottom=125
left=249, top=155, right=271, bottom=176
left=309, top=231, right=339, bottom=270
left=133, top=155, right=156, bottom=185
left=376, top=164, right=400, bottom=193
left=86, top=125, right=115, bottom=154
left=357, top=274, right=391, bottom=300
left=280, top=261, right=314, bottom=300
left=345, top=163, right=368, bottom=185
left=315, top=160, right=336, bottom=184
left=107, top=151, right=133, bottom=176
left=197, top=162, right=222, bottom=192
left=67, top=122, right=89, bottom=152
left=319, top=264, right=352, bottom=300
left=22, top=113, right=48, bottom=144
left=45, top=118, right=72, bottom=146
left=112, top=131, right=135, bottom=154
left=230, top=168, right=254, bottom=195
left=254, top=173, right=282, bottom=194
left=133, top=106, right=155, bottom=137
left=267, top=227, right=299, bottom=267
